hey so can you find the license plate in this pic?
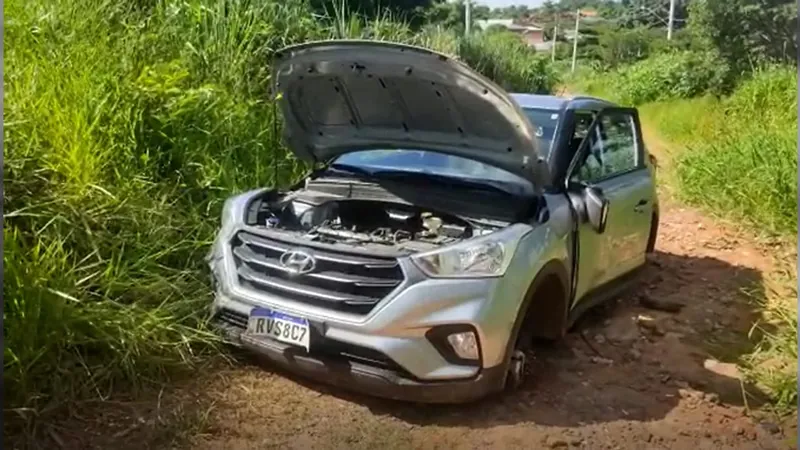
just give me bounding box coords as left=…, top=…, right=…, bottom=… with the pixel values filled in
left=246, top=308, right=310, bottom=351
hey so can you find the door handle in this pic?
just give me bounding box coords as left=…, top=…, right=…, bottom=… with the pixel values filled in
left=633, top=199, right=648, bottom=213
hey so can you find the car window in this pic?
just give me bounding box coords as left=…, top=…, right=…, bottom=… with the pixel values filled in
left=572, top=112, right=639, bottom=184
left=333, top=149, right=534, bottom=195
left=521, top=108, right=561, bottom=157
left=572, top=112, right=594, bottom=140
left=566, top=111, right=595, bottom=158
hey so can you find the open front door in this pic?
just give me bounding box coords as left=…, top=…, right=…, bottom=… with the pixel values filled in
left=567, top=107, right=655, bottom=306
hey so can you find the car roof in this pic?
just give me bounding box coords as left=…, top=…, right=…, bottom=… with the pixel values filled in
left=510, top=93, right=616, bottom=112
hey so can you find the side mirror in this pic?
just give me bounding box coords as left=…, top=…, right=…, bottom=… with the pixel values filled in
left=583, top=185, right=609, bottom=234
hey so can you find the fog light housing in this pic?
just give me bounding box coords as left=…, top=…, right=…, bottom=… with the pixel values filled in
left=426, top=325, right=482, bottom=366
left=447, top=332, right=479, bottom=360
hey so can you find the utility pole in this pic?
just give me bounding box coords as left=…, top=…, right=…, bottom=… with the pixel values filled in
left=667, top=0, right=676, bottom=40
left=571, top=9, right=580, bottom=72
left=465, top=0, right=472, bottom=36
left=551, top=23, right=558, bottom=62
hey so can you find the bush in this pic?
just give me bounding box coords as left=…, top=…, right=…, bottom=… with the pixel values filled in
left=689, top=0, right=797, bottom=74
left=610, top=50, right=731, bottom=105
left=562, top=66, right=614, bottom=99
left=589, top=25, right=679, bottom=70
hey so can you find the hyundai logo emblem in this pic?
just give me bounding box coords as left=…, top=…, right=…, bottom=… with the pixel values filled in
left=279, top=249, right=316, bottom=275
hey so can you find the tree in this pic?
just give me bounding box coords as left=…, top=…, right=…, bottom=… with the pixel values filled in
left=593, top=25, right=674, bottom=68
left=608, top=0, right=689, bottom=30
left=490, top=5, right=533, bottom=20
left=423, top=0, right=488, bottom=33
left=689, top=0, right=797, bottom=73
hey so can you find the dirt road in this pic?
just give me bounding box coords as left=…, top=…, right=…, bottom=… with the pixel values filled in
left=35, top=126, right=797, bottom=450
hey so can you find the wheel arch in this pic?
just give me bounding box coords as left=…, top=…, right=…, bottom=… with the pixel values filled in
left=500, top=259, right=571, bottom=372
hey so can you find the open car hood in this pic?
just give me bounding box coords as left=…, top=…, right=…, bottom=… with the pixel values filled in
left=272, top=40, right=547, bottom=187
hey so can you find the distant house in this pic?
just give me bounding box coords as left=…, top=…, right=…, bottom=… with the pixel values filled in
left=474, top=19, right=553, bottom=52
left=525, top=9, right=602, bottom=44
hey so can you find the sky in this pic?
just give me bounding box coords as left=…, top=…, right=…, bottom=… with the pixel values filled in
left=473, top=0, right=548, bottom=9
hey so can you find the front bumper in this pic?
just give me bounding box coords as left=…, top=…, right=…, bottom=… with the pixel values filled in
left=207, top=223, right=538, bottom=403
left=218, top=321, right=506, bottom=404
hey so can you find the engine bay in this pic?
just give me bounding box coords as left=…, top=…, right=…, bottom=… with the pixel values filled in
left=247, top=197, right=498, bottom=253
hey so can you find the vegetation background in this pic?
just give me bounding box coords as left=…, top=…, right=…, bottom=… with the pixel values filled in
left=4, top=0, right=797, bottom=436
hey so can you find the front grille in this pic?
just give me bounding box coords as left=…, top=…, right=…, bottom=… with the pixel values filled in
left=230, top=230, right=404, bottom=315
left=215, top=308, right=406, bottom=373
left=217, top=308, right=248, bottom=329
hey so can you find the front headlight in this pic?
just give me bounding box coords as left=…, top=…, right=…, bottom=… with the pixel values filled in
left=220, top=197, right=236, bottom=228
left=219, top=188, right=269, bottom=230
left=209, top=189, right=267, bottom=262
left=207, top=198, right=236, bottom=264
left=215, top=197, right=240, bottom=249
left=410, top=224, right=532, bottom=278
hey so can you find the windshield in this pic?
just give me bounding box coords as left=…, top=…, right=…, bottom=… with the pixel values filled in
left=332, top=149, right=534, bottom=195
left=522, top=107, right=560, bottom=157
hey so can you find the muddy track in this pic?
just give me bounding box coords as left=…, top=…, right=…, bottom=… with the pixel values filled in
left=33, top=126, right=797, bottom=450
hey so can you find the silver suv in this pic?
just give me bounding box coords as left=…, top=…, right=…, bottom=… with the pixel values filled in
left=207, top=41, right=659, bottom=403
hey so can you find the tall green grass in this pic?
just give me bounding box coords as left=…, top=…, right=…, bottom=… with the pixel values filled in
left=4, top=0, right=316, bottom=423
left=743, top=271, right=798, bottom=412
left=637, top=96, right=722, bottom=146
left=567, top=50, right=730, bottom=106
left=667, top=66, right=797, bottom=238
left=4, top=0, right=557, bottom=429
left=459, top=31, right=557, bottom=94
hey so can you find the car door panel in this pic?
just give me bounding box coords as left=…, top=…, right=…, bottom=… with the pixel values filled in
left=567, top=107, right=654, bottom=307
left=571, top=194, right=604, bottom=302
left=621, top=170, right=655, bottom=270
left=597, top=169, right=652, bottom=282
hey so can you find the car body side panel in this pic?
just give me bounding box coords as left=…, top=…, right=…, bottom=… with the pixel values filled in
left=590, top=169, right=652, bottom=287
left=607, top=169, right=655, bottom=275
left=477, top=193, right=572, bottom=366
left=572, top=209, right=604, bottom=303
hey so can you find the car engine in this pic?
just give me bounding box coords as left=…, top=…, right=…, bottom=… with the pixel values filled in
left=248, top=196, right=491, bottom=253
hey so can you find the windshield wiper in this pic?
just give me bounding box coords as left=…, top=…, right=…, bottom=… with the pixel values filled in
left=325, top=163, right=375, bottom=178
left=370, top=169, right=515, bottom=196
